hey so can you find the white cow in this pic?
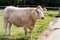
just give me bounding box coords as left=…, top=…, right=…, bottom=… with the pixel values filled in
left=3, top=6, right=44, bottom=39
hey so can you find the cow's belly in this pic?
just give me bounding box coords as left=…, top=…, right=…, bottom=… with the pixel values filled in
left=9, top=19, right=23, bottom=27
left=8, top=15, right=23, bottom=27
left=8, top=15, right=30, bottom=27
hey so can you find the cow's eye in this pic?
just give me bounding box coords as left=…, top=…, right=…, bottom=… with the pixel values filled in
left=36, top=11, right=39, bottom=13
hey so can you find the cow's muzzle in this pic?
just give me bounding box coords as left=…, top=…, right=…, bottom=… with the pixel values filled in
left=41, top=17, right=44, bottom=19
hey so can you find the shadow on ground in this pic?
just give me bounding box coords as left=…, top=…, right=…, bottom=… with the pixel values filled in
left=0, top=35, right=29, bottom=40
left=0, top=37, right=30, bottom=40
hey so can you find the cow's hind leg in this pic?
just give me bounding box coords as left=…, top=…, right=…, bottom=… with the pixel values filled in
left=8, top=22, right=12, bottom=36
left=4, top=19, right=8, bottom=36
left=24, top=27, right=27, bottom=39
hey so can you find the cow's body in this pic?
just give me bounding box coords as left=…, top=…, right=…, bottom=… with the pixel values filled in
left=4, top=6, right=38, bottom=30
left=3, top=6, right=44, bottom=39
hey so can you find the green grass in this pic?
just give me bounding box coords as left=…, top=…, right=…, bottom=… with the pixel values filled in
left=0, top=10, right=58, bottom=40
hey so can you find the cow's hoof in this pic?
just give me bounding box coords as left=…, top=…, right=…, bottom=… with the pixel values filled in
left=24, top=38, right=26, bottom=40
left=7, top=34, right=12, bottom=36
left=3, top=34, right=8, bottom=36
left=7, top=35, right=11, bottom=36
left=4, top=33, right=12, bottom=36
left=30, top=37, right=32, bottom=40
left=24, top=37, right=26, bottom=40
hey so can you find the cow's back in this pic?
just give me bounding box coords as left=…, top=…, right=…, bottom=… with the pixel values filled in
left=3, top=6, right=34, bottom=18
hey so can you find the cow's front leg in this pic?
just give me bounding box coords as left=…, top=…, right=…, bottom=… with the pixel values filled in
left=30, top=30, right=33, bottom=39
left=8, top=22, right=12, bottom=36
left=24, top=27, right=27, bottom=39
left=4, top=20, right=8, bottom=36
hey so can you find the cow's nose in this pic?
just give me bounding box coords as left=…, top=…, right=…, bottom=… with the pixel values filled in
left=41, top=17, right=44, bottom=19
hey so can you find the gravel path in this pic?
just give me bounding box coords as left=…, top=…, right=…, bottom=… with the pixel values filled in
left=38, top=18, right=60, bottom=40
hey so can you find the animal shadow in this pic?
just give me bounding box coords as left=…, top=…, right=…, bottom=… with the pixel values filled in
left=0, top=38, right=29, bottom=40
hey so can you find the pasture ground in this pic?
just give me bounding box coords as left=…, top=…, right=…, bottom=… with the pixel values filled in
left=0, top=9, right=58, bottom=40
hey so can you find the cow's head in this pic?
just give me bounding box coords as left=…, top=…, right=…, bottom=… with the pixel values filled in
left=36, top=5, right=44, bottom=19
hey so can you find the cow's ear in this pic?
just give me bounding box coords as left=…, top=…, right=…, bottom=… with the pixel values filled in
left=36, top=5, right=41, bottom=9
left=35, top=9, right=39, bottom=13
